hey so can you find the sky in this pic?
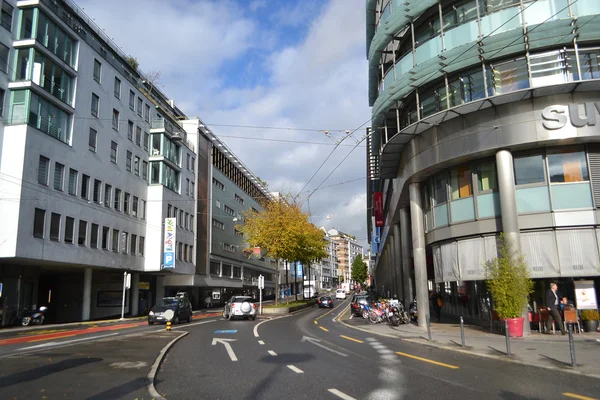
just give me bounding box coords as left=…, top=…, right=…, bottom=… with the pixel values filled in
left=76, top=0, right=371, bottom=248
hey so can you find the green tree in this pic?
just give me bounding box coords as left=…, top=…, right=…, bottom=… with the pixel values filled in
left=294, top=223, right=328, bottom=301
left=484, top=233, right=534, bottom=319
left=351, top=254, right=368, bottom=286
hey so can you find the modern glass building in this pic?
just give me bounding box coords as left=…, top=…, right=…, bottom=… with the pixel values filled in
left=366, top=0, right=600, bottom=327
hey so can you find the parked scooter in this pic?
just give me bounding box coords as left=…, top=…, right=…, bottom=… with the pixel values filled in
left=19, top=305, right=48, bottom=326
left=409, top=298, right=418, bottom=322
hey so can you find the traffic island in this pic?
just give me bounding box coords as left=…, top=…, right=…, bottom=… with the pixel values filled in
left=261, top=301, right=315, bottom=315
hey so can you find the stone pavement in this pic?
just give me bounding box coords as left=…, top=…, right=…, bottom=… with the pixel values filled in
left=341, top=313, right=600, bottom=378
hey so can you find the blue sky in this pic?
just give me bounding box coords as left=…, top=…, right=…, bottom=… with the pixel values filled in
left=76, top=0, right=371, bottom=246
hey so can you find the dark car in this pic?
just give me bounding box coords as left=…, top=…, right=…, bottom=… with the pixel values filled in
left=317, top=295, right=334, bottom=308
left=349, top=294, right=372, bottom=317
left=148, top=297, right=193, bottom=325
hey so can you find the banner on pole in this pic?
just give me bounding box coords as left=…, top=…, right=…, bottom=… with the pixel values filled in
left=163, top=218, right=176, bottom=269
left=373, top=192, right=384, bottom=227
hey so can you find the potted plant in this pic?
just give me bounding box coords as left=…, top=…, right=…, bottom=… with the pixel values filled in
left=580, top=309, right=599, bottom=333
left=484, top=233, right=534, bottom=337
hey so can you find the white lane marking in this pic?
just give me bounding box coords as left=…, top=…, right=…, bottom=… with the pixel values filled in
left=268, top=350, right=277, bottom=356
left=148, top=331, right=189, bottom=399
left=171, top=319, right=218, bottom=330
left=19, top=333, right=120, bottom=350
left=253, top=318, right=273, bottom=337
left=301, top=336, right=348, bottom=357
left=211, top=338, right=238, bottom=362
left=258, top=340, right=265, bottom=345
left=287, top=365, right=304, bottom=374
left=378, top=349, right=394, bottom=354
left=328, top=388, right=356, bottom=400
left=366, top=337, right=378, bottom=342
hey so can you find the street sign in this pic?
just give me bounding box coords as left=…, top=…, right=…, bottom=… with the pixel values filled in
left=125, top=273, right=131, bottom=289
left=163, top=218, right=176, bottom=269
left=0, top=282, right=3, bottom=297
left=258, top=275, right=264, bottom=289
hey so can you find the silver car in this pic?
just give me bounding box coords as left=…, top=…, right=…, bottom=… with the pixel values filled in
left=223, top=296, right=257, bottom=320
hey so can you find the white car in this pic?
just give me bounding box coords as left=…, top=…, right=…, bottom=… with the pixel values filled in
left=336, top=289, right=346, bottom=300
left=223, top=296, right=257, bottom=320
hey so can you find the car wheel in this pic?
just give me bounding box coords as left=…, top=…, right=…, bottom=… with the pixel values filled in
left=223, top=310, right=228, bottom=319
left=188, top=312, right=193, bottom=323
left=228, top=312, right=233, bottom=321
left=173, top=315, right=179, bottom=325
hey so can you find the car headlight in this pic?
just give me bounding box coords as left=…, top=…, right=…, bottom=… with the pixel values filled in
left=149, top=311, right=154, bottom=316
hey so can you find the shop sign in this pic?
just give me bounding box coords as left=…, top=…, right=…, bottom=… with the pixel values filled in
left=163, top=218, right=176, bottom=269
left=373, top=192, right=384, bottom=227
left=541, top=102, right=599, bottom=130
left=574, top=280, right=598, bottom=310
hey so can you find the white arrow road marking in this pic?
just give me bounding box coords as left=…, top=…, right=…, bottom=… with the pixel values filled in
left=212, top=338, right=238, bottom=361
left=301, top=336, right=348, bottom=357
left=328, top=389, right=356, bottom=400
left=287, top=365, right=303, bottom=374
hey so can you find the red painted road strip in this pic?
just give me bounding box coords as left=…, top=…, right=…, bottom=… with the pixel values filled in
left=0, top=312, right=221, bottom=346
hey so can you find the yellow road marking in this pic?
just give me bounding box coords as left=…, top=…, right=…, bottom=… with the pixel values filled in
left=314, top=320, right=318, bottom=325
left=340, top=335, right=363, bottom=344
left=395, top=351, right=459, bottom=369
left=319, top=326, right=329, bottom=332
left=316, top=297, right=350, bottom=321
left=28, top=334, right=76, bottom=343
left=563, top=393, right=598, bottom=400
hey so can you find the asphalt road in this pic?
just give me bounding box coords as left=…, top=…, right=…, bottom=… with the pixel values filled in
left=156, top=298, right=600, bottom=400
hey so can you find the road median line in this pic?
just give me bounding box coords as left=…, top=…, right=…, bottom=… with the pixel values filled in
left=319, top=326, right=329, bottom=332
left=395, top=351, right=459, bottom=369
left=563, top=392, right=598, bottom=400
left=340, top=335, right=363, bottom=344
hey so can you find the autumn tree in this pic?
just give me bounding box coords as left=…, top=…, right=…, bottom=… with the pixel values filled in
left=351, top=254, right=368, bottom=286
left=294, top=223, right=328, bottom=301
left=236, top=198, right=307, bottom=305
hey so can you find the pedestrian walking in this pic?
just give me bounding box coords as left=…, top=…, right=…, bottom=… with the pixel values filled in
left=204, top=294, right=213, bottom=309
left=545, top=282, right=566, bottom=335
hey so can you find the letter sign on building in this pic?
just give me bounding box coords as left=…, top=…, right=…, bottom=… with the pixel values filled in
left=542, top=103, right=600, bottom=130
left=373, top=192, right=384, bottom=227
left=163, top=217, right=176, bottom=269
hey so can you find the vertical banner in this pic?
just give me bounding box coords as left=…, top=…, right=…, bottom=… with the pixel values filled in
left=373, top=192, right=384, bottom=227
left=163, top=217, right=176, bottom=269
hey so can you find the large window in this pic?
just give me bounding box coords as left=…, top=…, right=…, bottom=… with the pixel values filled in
left=433, top=175, right=448, bottom=205
left=514, top=155, right=545, bottom=185
left=9, top=90, right=71, bottom=143
left=477, top=162, right=497, bottom=191
left=33, top=208, right=45, bottom=238
left=34, top=10, right=76, bottom=67
left=450, top=167, right=472, bottom=200
left=1, top=1, right=13, bottom=31
left=547, top=150, right=589, bottom=183
left=150, top=161, right=180, bottom=192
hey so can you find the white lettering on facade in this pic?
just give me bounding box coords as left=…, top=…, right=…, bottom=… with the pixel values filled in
left=542, top=102, right=600, bottom=130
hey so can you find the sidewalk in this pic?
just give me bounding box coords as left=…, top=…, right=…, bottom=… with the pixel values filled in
left=341, top=313, right=600, bottom=378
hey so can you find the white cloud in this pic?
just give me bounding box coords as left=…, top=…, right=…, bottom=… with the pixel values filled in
left=76, top=0, right=370, bottom=246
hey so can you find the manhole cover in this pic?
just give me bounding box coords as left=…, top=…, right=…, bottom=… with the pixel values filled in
left=109, top=361, right=148, bottom=369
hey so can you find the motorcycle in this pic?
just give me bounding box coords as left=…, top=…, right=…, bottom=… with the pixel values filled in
left=20, top=306, right=48, bottom=326
left=388, top=301, right=410, bottom=326
left=409, top=298, right=418, bottom=322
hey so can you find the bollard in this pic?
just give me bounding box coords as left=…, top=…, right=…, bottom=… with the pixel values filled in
left=166, top=321, right=172, bottom=331
left=426, top=315, right=432, bottom=341
left=568, top=324, right=576, bottom=367
left=504, top=319, right=511, bottom=356
left=460, top=316, right=466, bottom=347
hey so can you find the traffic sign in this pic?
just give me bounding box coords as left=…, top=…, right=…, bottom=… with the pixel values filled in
left=0, top=282, right=3, bottom=297
left=258, top=275, right=265, bottom=289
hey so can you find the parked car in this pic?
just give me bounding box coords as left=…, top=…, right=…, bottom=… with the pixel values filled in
left=223, top=296, right=257, bottom=320
left=317, top=295, right=334, bottom=308
left=336, top=289, right=346, bottom=300
left=148, top=297, right=193, bottom=325
left=349, top=294, right=372, bottom=317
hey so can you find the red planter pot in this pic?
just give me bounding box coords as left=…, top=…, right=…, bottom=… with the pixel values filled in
left=505, top=317, right=524, bottom=337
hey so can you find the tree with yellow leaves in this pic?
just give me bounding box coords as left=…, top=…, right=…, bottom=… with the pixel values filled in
left=294, top=223, right=328, bottom=301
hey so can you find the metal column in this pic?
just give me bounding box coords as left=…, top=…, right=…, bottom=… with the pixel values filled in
left=409, top=183, right=429, bottom=329
left=400, top=207, right=413, bottom=305
left=81, top=268, right=92, bottom=321
left=393, top=223, right=404, bottom=300
left=131, top=272, right=140, bottom=316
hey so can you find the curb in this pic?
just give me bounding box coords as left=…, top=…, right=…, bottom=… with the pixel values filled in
left=146, top=331, right=189, bottom=400
left=338, top=318, right=600, bottom=380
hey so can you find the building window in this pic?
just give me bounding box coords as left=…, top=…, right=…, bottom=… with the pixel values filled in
left=210, top=261, right=221, bottom=275
left=450, top=167, right=472, bottom=200
left=132, top=196, right=139, bottom=217
left=129, top=90, right=135, bottom=110
left=191, top=158, right=195, bottom=172
left=93, top=59, right=102, bottom=83
left=114, top=77, right=121, bottom=98
left=112, top=229, right=119, bottom=252
left=141, top=200, right=146, bottom=220
left=191, top=182, right=194, bottom=198
left=33, top=208, right=45, bottom=238
left=433, top=174, right=448, bottom=205
left=124, top=193, right=130, bottom=214
left=178, top=242, right=183, bottom=260
left=110, top=141, right=118, bottom=163
left=93, top=179, right=101, bottom=203
left=213, top=219, right=224, bottom=230
left=89, top=128, right=97, bottom=152
left=38, top=155, right=49, bottom=185
left=187, top=154, right=190, bottom=170
left=168, top=204, right=172, bottom=218
left=142, top=161, right=148, bottom=180
left=91, top=223, right=99, bottom=248
left=190, top=214, right=194, bottom=229
left=53, top=162, right=64, bottom=191
left=0, top=87, right=5, bottom=115
left=139, top=236, right=145, bottom=256
left=213, top=177, right=224, bottom=190
left=128, top=120, right=134, bottom=141
left=179, top=209, right=184, bottom=226
left=547, top=150, right=589, bottom=183
left=102, top=226, right=109, bottom=250
left=135, top=126, right=142, bottom=146
left=50, top=212, right=60, bottom=241
left=1, top=1, right=13, bottom=31
left=144, top=131, right=149, bottom=151
left=64, top=216, right=74, bottom=244
left=144, top=104, right=150, bottom=122
left=91, top=93, right=99, bottom=117
left=224, top=205, right=235, bottom=216
left=216, top=200, right=221, bottom=209
left=130, top=234, right=137, bottom=255
left=186, top=178, right=190, bottom=195
left=112, top=109, right=120, bottom=131
left=134, top=156, right=140, bottom=175
left=234, top=229, right=243, bottom=238
left=121, top=232, right=128, bottom=254
left=104, top=184, right=111, bottom=207
left=78, top=220, right=87, bottom=246
left=233, top=266, right=241, bottom=278
left=81, top=174, right=89, bottom=200
left=235, top=194, right=244, bottom=205
left=223, top=243, right=236, bottom=253
left=0, top=42, right=8, bottom=73
left=68, top=168, right=77, bottom=195
left=477, top=162, right=497, bottom=192
left=137, top=97, right=143, bottom=116
left=514, top=155, right=545, bottom=185
left=114, top=188, right=121, bottom=211
left=126, top=151, right=132, bottom=171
